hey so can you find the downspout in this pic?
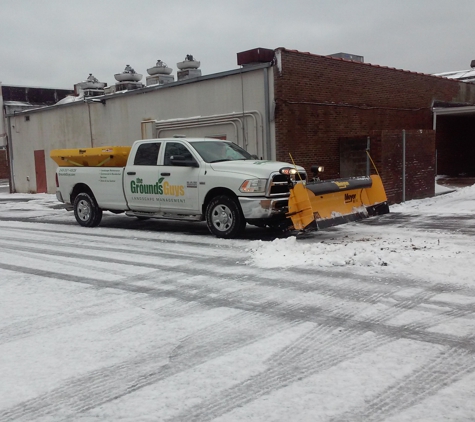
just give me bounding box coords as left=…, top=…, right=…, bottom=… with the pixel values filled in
left=433, top=109, right=437, bottom=176
left=87, top=102, right=94, bottom=148
left=0, top=82, right=5, bottom=148
left=1, top=80, right=14, bottom=192
left=6, top=115, right=14, bottom=193
left=263, top=67, right=272, bottom=160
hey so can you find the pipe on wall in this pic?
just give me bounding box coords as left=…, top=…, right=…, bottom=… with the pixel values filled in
left=154, top=110, right=264, bottom=157
left=263, top=68, right=272, bottom=160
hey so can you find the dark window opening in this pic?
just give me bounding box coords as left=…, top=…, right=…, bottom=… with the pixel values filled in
left=134, top=143, right=161, bottom=165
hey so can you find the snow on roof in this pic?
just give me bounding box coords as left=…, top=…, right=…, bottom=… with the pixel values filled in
left=433, top=68, right=475, bottom=83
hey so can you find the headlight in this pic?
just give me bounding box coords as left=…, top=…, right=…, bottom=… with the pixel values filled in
left=239, top=178, right=267, bottom=193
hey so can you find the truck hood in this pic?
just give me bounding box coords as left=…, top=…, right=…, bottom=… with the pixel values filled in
left=209, top=160, right=305, bottom=178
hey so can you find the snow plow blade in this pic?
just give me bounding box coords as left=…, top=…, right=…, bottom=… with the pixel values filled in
left=287, top=175, right=389, bottom=232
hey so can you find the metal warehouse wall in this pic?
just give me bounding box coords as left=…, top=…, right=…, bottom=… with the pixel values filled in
left=7, top=67, right=273, bottom=194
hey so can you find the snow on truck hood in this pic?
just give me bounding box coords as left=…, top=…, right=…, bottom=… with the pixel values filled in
left=209, top=160, right=305, bottom=178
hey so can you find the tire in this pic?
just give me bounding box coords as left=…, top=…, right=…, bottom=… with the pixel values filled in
left=206, top=195, right=246, bottom=238
left=73, top=192, right=102, bottom=227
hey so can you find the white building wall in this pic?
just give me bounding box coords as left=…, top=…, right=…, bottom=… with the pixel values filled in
left=7, top=66, right=275, bottom=193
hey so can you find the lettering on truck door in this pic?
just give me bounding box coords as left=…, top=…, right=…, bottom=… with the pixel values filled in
left=124, top=142, right=163, bottom=211
left=160, top=141, right=200, bottom=213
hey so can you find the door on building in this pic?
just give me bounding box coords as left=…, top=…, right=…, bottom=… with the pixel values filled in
left=34, top=150, right=47, bottom=193
left=339, top=137, right=370, bottom=178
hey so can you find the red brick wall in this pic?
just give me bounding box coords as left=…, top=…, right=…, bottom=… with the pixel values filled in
left=0, top=149, right=9, bottom=179
left=372, top=130, right=436, bottom=203
left=273, top=49, right=475, bottom=202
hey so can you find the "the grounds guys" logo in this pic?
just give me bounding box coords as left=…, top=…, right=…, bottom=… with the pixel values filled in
left=130, top=177, right=184, bottom=196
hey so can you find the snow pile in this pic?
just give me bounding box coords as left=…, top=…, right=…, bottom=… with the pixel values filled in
left=393, top=183, right=475, bottom=214
left=246, top=183, right=475, bottom=285
left=246, top=232, right=466, bottom=270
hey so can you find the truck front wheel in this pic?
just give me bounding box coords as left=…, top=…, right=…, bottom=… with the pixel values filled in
left=206, top=195, right=246, bottom=238
left=73, top=192, right=103, bottom=227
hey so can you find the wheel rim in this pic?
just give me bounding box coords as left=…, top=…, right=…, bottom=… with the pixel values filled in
left=77, top=199, right=91, bottom=222
left=211, top=204, right=233, bottom=232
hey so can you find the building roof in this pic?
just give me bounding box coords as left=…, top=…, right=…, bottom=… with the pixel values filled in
left=433, top=69, right=475, bottom=83
left=277, top=47, right=438, bottom=79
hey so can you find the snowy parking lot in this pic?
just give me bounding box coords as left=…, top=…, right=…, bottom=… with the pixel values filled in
left=0, top=184, right=474, bottom=421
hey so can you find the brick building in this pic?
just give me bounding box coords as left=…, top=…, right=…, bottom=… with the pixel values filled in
left=268, top=48, right=475, bottom=203
left=0, top=150, right=8, bottom=179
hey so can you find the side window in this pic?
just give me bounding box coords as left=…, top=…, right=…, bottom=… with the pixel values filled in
left=164, top=142, right=194, bottom=165
left=134, top=143, right=160, bottom=166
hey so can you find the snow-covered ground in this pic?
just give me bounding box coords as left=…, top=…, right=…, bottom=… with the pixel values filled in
left=0, top=184, right=474, bottom=421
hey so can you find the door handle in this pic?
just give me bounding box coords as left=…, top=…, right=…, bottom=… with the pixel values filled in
left=127, top=171, right=136, bottom=175
left=161, top=172, right=170, bottom=176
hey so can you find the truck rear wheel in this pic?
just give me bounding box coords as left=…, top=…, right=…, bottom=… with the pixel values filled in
left=206, top=195, right=245, bottom=238
left=74, top=192, right=102, bottom=227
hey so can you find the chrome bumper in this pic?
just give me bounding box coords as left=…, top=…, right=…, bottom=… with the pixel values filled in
left=238, top=196, right=288, bottom=220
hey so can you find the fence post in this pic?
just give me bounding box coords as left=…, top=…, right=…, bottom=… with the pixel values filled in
left=366, top=136, right=370, bottom=176
left=402, top=129, right=406, bottom=202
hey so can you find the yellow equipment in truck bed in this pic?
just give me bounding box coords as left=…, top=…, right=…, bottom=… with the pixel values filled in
left=50, top=146, right=131, bottom=167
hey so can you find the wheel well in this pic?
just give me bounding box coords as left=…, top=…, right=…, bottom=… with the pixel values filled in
left=70, top=183, right=95, bottom=205
left=202, top=187, right=239, bottom=215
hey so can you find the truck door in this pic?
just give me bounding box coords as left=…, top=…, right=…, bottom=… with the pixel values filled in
left=159, top=141, right=201, bottom=213
left=124, top=141, right=163, bottom=212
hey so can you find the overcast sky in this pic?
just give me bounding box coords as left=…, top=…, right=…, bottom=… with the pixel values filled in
left=2, top=0, right=475, bottom=90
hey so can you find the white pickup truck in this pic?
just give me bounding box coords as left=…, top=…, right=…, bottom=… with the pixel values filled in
left=53, top=137, right=306, bottom=238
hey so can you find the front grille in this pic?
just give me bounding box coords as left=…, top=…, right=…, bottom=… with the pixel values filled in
left=268, top=172, right=306, bottom=196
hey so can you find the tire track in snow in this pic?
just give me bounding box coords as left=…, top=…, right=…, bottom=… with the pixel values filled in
left=101, top=297, right=209, bottom=336
left=0, top=312, right=296, bottom=422
left=2, top=234, right=475, bottom=324
left=0, top=224, right=231, bottom=251
left=0, top=227, right=241, bottom=261
left=330, top=347, right=475, bottom=422
left=405, top=307, right=474, bottom=332
left=167, top=326, right=393, bottom=422
left=0, top=300, right=122, bottom=346
left=165, top=300, right=475, bottom=421
left=5, top=224, right=475, bottom=308
left=1, top=260, right=474, bottom=355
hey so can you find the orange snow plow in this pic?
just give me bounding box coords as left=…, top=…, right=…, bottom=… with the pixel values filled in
left=284, top=169, right=389, bottom=233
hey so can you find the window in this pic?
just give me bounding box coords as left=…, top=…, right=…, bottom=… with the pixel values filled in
left=134, top=143, right=160, bottom=166
left=164, top=142, right=194, bottom=165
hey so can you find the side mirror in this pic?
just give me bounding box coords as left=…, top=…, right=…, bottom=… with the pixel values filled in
left=170, top=155, right=199, bottom=167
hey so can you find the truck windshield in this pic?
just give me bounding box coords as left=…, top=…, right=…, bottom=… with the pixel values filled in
left=190, top=141, right=254, bottom=163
